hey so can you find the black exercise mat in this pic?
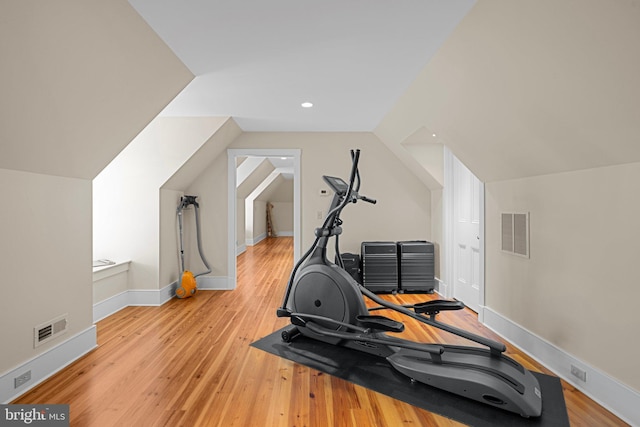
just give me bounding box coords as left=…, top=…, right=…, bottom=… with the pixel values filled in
left=251, top=328, right=570, bottom=427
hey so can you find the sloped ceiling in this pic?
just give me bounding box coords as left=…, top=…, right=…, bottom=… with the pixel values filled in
left=163, top=117, right=242, bottom=191
left=237, top=157, right=294, bottom=203
left=236, top=159, right=275, bottom=200
left=0, top=0, right=193, bottom=179
left=237, top=157, right=266, bottom=187
left=376, top=0, right=640, bottom=183
left=401, top=128, right=444, bottom=188
left=257, top=177, right=293, bottom=203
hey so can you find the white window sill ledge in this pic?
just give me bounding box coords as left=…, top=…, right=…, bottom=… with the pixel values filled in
left=93, top=260, right=131, bottom=282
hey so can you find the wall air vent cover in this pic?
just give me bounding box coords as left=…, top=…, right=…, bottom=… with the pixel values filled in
left=34, top=314, right=68, bottom=348
left=501, top=212, right=529, bottom=258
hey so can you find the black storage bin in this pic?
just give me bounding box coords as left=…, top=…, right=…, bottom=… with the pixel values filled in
left=397, top=240, right=435, bottom=293
left=336, top=252, right=361, bottom=283
left=361, top=241, right=398, bottom=293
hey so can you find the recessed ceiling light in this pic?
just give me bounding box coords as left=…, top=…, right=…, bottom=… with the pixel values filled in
left=280, top=157, right=287, bottom=160
left=432, top=133, right=437, bottom=137
left=301, top=102, right=313, bottom=108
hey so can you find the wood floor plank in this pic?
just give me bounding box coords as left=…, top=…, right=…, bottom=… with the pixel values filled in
left=13, top=237, right=627, bottom=426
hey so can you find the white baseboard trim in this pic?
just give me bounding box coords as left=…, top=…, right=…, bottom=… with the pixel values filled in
left=236, top=244, right=247, bottom=255
left=246, top=232, right=267, bottom=246
left=93, top=283, right=175, bottom=322
left=93, top=283, right=172, bottom=321
left=274, top=231, right=293, bottom=237
left=93, top=278, right=231, bottom=322
left=93, top=290, right=130, bottom=322
left=483, top=307, right=640, bottom=426
left=128, top=282, right=175, bottom=307
left=434, top=277, right=448, bottom=297
left=1, top=326, right=97, bottom=403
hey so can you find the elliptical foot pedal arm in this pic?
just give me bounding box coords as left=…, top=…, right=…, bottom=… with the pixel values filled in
left=356, top=315, right=404, bottom=333
left=413, top=300, right=465, bottom=316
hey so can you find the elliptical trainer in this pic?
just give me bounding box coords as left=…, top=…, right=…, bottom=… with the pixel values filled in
left=276, top=150, right=542, bottom=417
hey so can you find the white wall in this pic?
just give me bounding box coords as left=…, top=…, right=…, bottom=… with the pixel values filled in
left=183, top=154, right=229, bottom=277
left=93, top=265, right=129, bottom=305
left=0, top=169, right=93, bottom=374
left=485, top=161, right=640, bottom=392
left=236, top=199, right=246, bottom=252
left=253, top=200, right=268, bottom=242
left=265, top=178, right=294, bottom=235
left=159, top=189, right=183, bottom=289
left=270, top=202, right=294, bottom=235
left=245, top=173, right=288, bottom=244
left=245, top=197, right=254, bottom=246
left=237, top=160, right=275, bottom=247
left=94, top=117, right=228, bottom=291
left=265, top=178, right=294, bottom=203
left=430, top=189, right=444, bottom=279
left=229, top=132, right=431, bottom=255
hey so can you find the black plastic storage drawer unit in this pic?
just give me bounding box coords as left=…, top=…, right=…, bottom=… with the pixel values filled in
left=397, top=240, right=435, bottom=293
left=337, top=252, right=361, bottom=284
left=361, top=241, right=398, bottom=293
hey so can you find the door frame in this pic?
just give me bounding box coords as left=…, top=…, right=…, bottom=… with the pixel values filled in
left=443, top=147, right=485, bottom=321
left=227, top=148, right=301, bottom=289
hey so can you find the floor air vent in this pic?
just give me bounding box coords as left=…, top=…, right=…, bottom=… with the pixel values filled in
left=34, top=314, right=68, bottom=347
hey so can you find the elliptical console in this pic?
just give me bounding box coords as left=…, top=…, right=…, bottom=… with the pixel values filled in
left=277, top=150, right=542, bottom=418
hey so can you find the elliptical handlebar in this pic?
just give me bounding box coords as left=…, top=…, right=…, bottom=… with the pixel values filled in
left=348, top=150, right=376, bottom=205
left=358, top=195, right=377, bottom=205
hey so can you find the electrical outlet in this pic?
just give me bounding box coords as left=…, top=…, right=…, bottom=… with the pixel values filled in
left=570, top=364, right=587, bottom=382
left=14, top=370, right=31, bottom=388
left=316, top=211, right=323, bottom=220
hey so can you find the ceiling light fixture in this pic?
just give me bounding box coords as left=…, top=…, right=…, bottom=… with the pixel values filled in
left=301, top=102, right=313, bottom=108
left=432, top=133, right=437, bottom=137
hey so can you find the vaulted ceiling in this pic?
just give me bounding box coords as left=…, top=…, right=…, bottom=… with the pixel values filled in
left=0, top=1, right=193, bottom=179
left=3, top=1, right=638, bottom=185
left=375, top=0, right=640, bottom=182
left=128, top=0, right=475, bottom=131
left=128, top=0, right=640, bottom=183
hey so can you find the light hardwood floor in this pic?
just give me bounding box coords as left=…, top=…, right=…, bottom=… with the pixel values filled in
left=14, top=237, right=627, bottom=426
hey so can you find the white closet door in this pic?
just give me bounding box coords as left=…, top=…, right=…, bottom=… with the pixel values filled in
left=452, top=156, right=482, bottom=312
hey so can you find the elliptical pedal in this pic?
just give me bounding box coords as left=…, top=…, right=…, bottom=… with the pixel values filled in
left=356, top=315, right=404, bottom=333
left=413, top=300, right=465, bottom=316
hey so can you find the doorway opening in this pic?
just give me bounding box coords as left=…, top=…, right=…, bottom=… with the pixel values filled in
left=227, top=149, right=301, bottom=289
